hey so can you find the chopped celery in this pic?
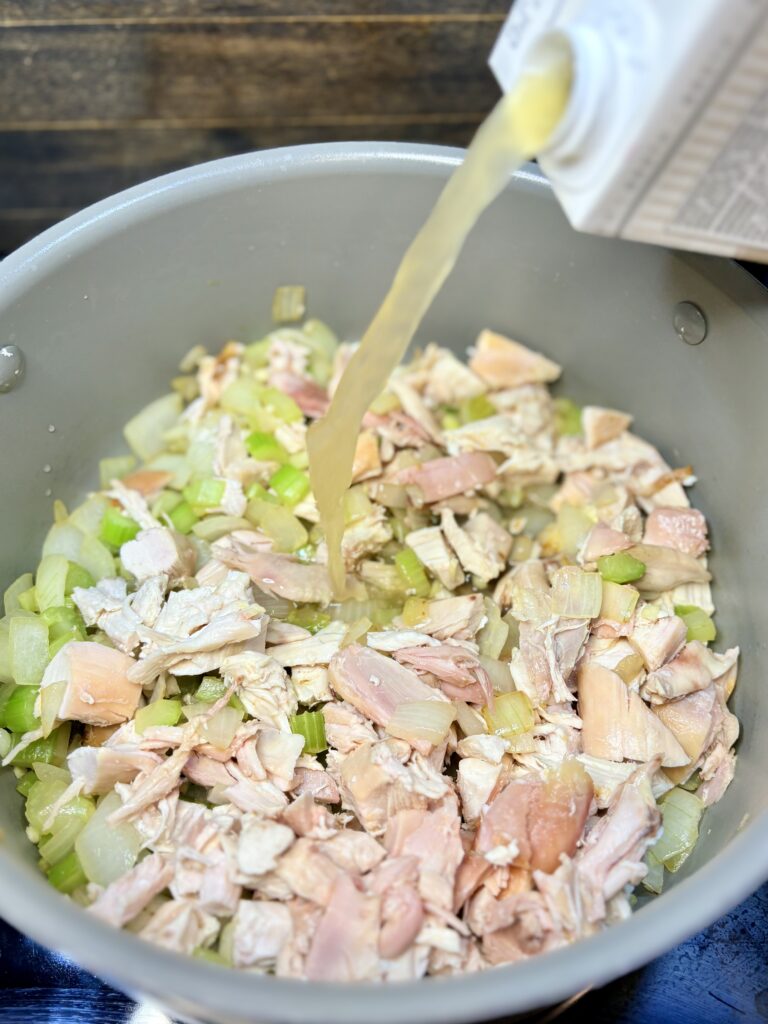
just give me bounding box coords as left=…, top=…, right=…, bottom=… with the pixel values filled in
left=168, top=500, right=198, bottom=534
left=653, top=787, right=704, bottom=872
left=11, top=723, right=70, bottom=768
left=196, top=676, right=228, bottom=704
left=360, top=561, right=406, bottom=595
left=123, top=393, right=183, bottom=461
left=9, top=615, right=48, bottom=687
left=294, top=544, right=316, bottom=564
left=258, top=387, right=302, bottom=424
left=0, top=682, right=14, bottom=727
left=286, top=606, right=331, bottom=634
left=440, top=410, right=461, bottom=431
left=17, top=588, right=39, bottom=613
left=342, top=616, right=372, bottom=647
left=550, top=567, right=602, bottom=619
left=192, top=515, right=251, bottom=541
left=99, top=506, right=140, bottom=550
left=483, top=691, right=534, bottom=738
left=401, top=596, right=430, bottom=627
left=39, top=795, right=95, bottom=865
left=194, top=947, right=229, bottom=967
left=5, top=686, right=41, bottom=734
left=245, top=431, right=289, bottom=463
left=64, top=563, right=95, bottom=595
left=48, top=633, right=80, bottom=658
left=16, top=771, right=37, bottom=796
left=47, top=849, right=88, bottom=893
left=674, top=604, right=716, bottom=643
left=553, top=397, right=582, bottom=436
left=220, top=377, right=264, bottom=422
left=151, top=489, right=183, bottom=519
left=597, top=551, right=646, bottom=584
left=245, top=481, right=279, bottom=504
left=290, top=711, right=327, bottom=755
left=134, top=698, right=182, bottom=734
left=288, top=450, right=310, bottom=470
left=183, top=477, right=226, bottom=513
left=272, top=284, right=306, bottom=323
left=459, top=393, right=495, bottom=423
left=394, top=549, right=431, bottom=598
left=270, top=465, right=310, bottom=506
left=4, top=573, right=34, bottom=616
left=36, top=555, right=69, bottom=612
left=246, top=499, right=308, bottom=553
left=98, top=454, right=136, bottom=489
left=642, top=849, right=665, bottom=894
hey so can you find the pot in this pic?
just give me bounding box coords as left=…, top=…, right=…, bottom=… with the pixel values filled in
left=0, top=144, right=766, bottom=1023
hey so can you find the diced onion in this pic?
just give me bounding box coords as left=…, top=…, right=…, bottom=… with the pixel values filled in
left=341, top=616, right=371, bottom=648
left=557, top=503, right=594, bottom=557
left=42, top=522, right=85, bottom=563
left=477, top=598, right=509, bottom=659
left=39, top=795, right=95, bottom=866
left=69, top=495, right=111, bottom=537
left=9, top=615, right=49, bottom=687
left=642, top=849, right=664, bottom=894
left=36, top=555, right=69, bottom=612
left=202, top=706, right=243, bottom=750
left=483, top=691, right=534, bottom=738
left=386, top=700, right=456, bottom=746
left=0, top=727, right=10, bottom=759
left=600, top=581, right=639, bottom=623
left=40, top=679, right=67, bottom=737
left=192, top=516, right=251, bottom=542
left=98, top=455, right=136, bottom=490
left=77, top=535, right=115, bottom=581
left=75, top=792, right=141, bottom=886
left=550, top=567, right=602, bottom=619
left=246, top=501, right=308, bottom=553
left=479, top=656, right=514, bottom=694
left=4, top=574, right=34, bottom=616
left=455, top=701, right=487, bottom=737
left=652, top=787, right=703, bottom=872
left=123, top=393, right=183, bottom=461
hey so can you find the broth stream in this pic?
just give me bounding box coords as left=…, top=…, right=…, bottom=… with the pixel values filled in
left=308, top=61, right=572, bottom=596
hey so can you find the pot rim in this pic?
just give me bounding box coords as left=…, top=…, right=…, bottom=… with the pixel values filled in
left=0, top=141, right=766, bottom=1022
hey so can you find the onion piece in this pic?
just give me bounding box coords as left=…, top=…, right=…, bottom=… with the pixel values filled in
left=202, top=706, right=243, bottom=750
left=75, top=791, right=141, bottom=886
left=123, top=393, right=183, bottom=461
left=550, top=566, right=602, bottom=619
left=479, top=656, right=514, bottom=694
left=385, top=699, right=456, bottom=746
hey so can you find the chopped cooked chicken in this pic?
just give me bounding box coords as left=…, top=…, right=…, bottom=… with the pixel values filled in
left=7, top=320, right=737, bottom=981
left=469, top=330, right=561, bottom=388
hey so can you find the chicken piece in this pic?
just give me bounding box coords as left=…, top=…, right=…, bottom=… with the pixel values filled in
left=406, top=343, right=485, bottom=404
left=290, top=666, right=332, bottom=706
left=456, top=734, right=507, bottom=763
left=195, top=343, right=242, bottom=415
left=581, top=406, right=633, bottom=449
left=237, top=818, right=295, bottom=877
left=642, top=642, right=739, bottom=703
left=72, top=576, right=165, bottom=654
left=575, top=763, right=661, bottom=922
left=699, top=750, right=736, bottom=806
left=393, top=645, right=492, bottom=705
left=225, top=770, right=289, bottom=816
left=395, top=452, right=497, bottom=506
left=405, top=526, right=464, bottom=590
left=363, top=409, right=432, bottom=449
left=322, top=701, right=379, bottom=754
left=653, top=684, right=722, bottom=769
left=322, top=831, right=387, bottom=874
left=109, top=743, right=192, bottom=823
left=477, top=893, right=562, bottom=964
left=384, top=798, right=465, bottom=911
left=517, top=618, right=588, bottom=706
left=578, top=662, right=688, bottom=766
left=268, top=623, right=347, bottom=669
left=220, top=651, right=297, bottom=731
left=232, top=900, right=293, bottom=969
left=120, top=527, right=196, bottom=583
left=275, top=838, right=347, bottom=906
left=440, top=510, right=511, bottom=584
left=266, top=621, right=309, bottom=645
left=213, top=539, right=332, bottom=604
left=329, top=644, right=442, bottom=735
left=129, top=610, right=264, bottom=686
left=120, top=468, right=174, bottom=497
left=476, top=763, right=593, bottom=873
left=151, top=570, right=254, bottom=638
left=443, top=414, right=527, bottom=459
left=388, top=376, right=443, bottom=443
left=457, top=758, right=503, bottom=824
left=367, top=855, right=425, bottom=961
left=291, top=767, right=340, bottom=805
left=183, top=753, right=235, bottom=788
left=256, top=728, right=305, bottom=790
left=197, top=844, right=241, bottom=917
left=404, top=593, right=485, bottom=640
left=644, top=507, right=709, bottom=558
left=367, top=629, right=440, bottom=653
left=351, top=430, right=382, bottom=483
left=139, top=899, right=219, bottom=955
left=281, top=793, right=338, bottom=839
left=338, top=742, right=397, bottom=835
left=340, top=507, right=393, bottom=568
left=469, top=329, right=561, bottom=389
left=625, top=543, right=711, bottom=593
left=41, top=641, right=140, bottom=728
left=67, top=745, right=161, bottom=795
left=629, top=615, right=687, bottom=671
left=578, top=523, right=633, bottom=564
left=88, top=853, right=173, bottom=927
left=107, top=479, right=161, bottom=530
left=305, top=874, right=381, bottom=982
left=270, top=371, right=329, bottom=419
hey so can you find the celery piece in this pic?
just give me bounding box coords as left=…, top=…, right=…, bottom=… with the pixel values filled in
left=245, top=481, right=279, bottom=504
left=483, top=691, right=534, bottom=738
left=402, top=596, right=430, bottom=627
left=183, top=477, right=226, bottom=513
left=151, top=489, right=183, bottom=520
left=246, top=431, right=289, bottom=463
left=272, top=284, right=306, bottom=324
left=48, top=633, right=81, bottom=658
left=36, top=555, right=69, bottom=612
left=168, top=500, right=198, bottom=534
left=269, top=465, right=310, bottom=506
left=192, top=515, right=250, bottom=542
left=440, top=411, right=462, bottom=431
left=16, top=771, right=37, bottom=797
left=220, top=377, right=264, bottom=422
left=194, top=947, right=229, bottom=967
left=343, top=486, right=373, bottom=524
left=4, top=573, right=34, bottom=616
left=5, top=686, right=41, bottom=733
left=9, top=615, right=49, bottom=687
left=286, top=606, right=330, bottom=634
left=597, top=551, right=646, bottom=584
left=553, top=397, right=583, bottom=437
left=290, top=711, right=327, bottom=755
left=47, top=849, right=88, bottom=894
left=17, top=588, right=39, bottom=613
left=394, top=549, right=431, bottom=598
left=459, top=393, right=495, bottom=424
left=0, top=682, right=14, bottom=727
left=674, top=604, right=716, bottom=643
left=653, top=787, right=704, bottom=872
left=242, top=338, right=272, bottom=369
left=98, top=455, right=136, bottom=490
left=258, top=387, right=302, bottom=424
left=39, top=795, right=95, bottom=865
left=123, top=393, right=183, bottom=461
left=99, top=506, right=141, bottom=550
left=12, top=723, right=71, bottom=768
left=69, top=495, right=110, bottom=537
left=134, top=698, right=182, bottom=734
left=247, top=499, right=308, bottom=553
left=64, top=564, right=95, bottom=596
left=196, top=676, right=228, bottom=704
left=477, top=598, right=509, bottom=659
left=288, top=450, right=310, bottom=470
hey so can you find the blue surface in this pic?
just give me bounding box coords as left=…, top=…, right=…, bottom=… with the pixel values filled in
left=1, top=883, right=766, bottom=1024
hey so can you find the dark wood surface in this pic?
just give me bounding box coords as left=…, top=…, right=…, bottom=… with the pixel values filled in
left=0, top=0, right=507, bottom=253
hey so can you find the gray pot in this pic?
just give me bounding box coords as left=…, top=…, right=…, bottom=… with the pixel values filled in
left=0, top=144, right=766, bottom=1023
